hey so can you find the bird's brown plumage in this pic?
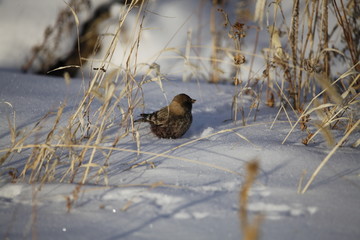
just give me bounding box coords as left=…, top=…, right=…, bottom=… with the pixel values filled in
left=135, top=93, right=196, bottom=139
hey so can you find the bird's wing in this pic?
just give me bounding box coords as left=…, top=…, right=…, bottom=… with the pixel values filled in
left=151, top=106, right=170, bottom=125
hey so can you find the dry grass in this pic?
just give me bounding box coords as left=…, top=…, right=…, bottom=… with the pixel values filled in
left=1, top=0, right=149, bottom=185
left=1, top=2, right=359, bottom=239
left=301, top=117, right=360, bottom=193
left=257, top=0, right=360, bottom=192
left=202, top=0, right=359, bottom=192
left=1, top=0, right=359, bottom=195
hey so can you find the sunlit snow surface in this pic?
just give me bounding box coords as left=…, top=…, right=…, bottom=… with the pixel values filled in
left=1, top=71, right=360, bottom=240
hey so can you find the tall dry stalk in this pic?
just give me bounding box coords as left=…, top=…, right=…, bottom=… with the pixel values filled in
left=218, top=5, right=260, bottom=126
left=289, top=0, right=299, bottom=109
left=332, top=0, right=360, bottom=89
left=321, top=0, right=330, bottom=104
left=209, top=0, right=228, bottom=83
left=210, top=0, right=219, bottom=83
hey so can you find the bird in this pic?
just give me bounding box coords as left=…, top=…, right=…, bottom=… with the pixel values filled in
left=135, top=93, right=196, bottom=139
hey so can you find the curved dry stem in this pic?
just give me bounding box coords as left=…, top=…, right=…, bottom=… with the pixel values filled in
left=301, top=118, right=360, bottom=193
left=0, top=143, right=241, bottom=176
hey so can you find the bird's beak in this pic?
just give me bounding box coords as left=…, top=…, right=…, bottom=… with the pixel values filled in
left=191, top=99, right=196, bottom=104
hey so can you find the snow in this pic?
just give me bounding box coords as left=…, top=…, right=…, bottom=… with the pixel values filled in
left=1, top=71, right=360, bottom=240
left=1, top=1, right=360, bottom=240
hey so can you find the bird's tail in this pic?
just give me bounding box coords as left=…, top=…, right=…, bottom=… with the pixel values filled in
left=134, top=113, right=151, bottom=123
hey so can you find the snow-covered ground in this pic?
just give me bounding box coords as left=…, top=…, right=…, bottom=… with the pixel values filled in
left=1, top=0, right=360, bottom=240
left=1, top=70, right=359, bottom=240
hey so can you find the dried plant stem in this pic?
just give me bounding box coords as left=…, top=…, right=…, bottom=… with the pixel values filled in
left=239, top=160, right=262, bottom=240
left=210, top=0, right=220, bottom=83
left=0, top=143, right=241, bottom=176
left=321, top=0, right=330, bottom=104
left=301, top=118, right=360, bottom=193
left=282, top=63, right=359, bottom=144
left=130, top=121, right=270, bottom=169
left=290, top=0, right=299, bottom=109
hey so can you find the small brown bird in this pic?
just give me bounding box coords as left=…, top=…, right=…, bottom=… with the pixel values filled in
left=135, top=93, right=196, bottom=139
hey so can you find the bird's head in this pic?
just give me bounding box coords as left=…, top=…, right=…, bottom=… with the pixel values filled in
left=170, top=93, right=196, bottom=114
